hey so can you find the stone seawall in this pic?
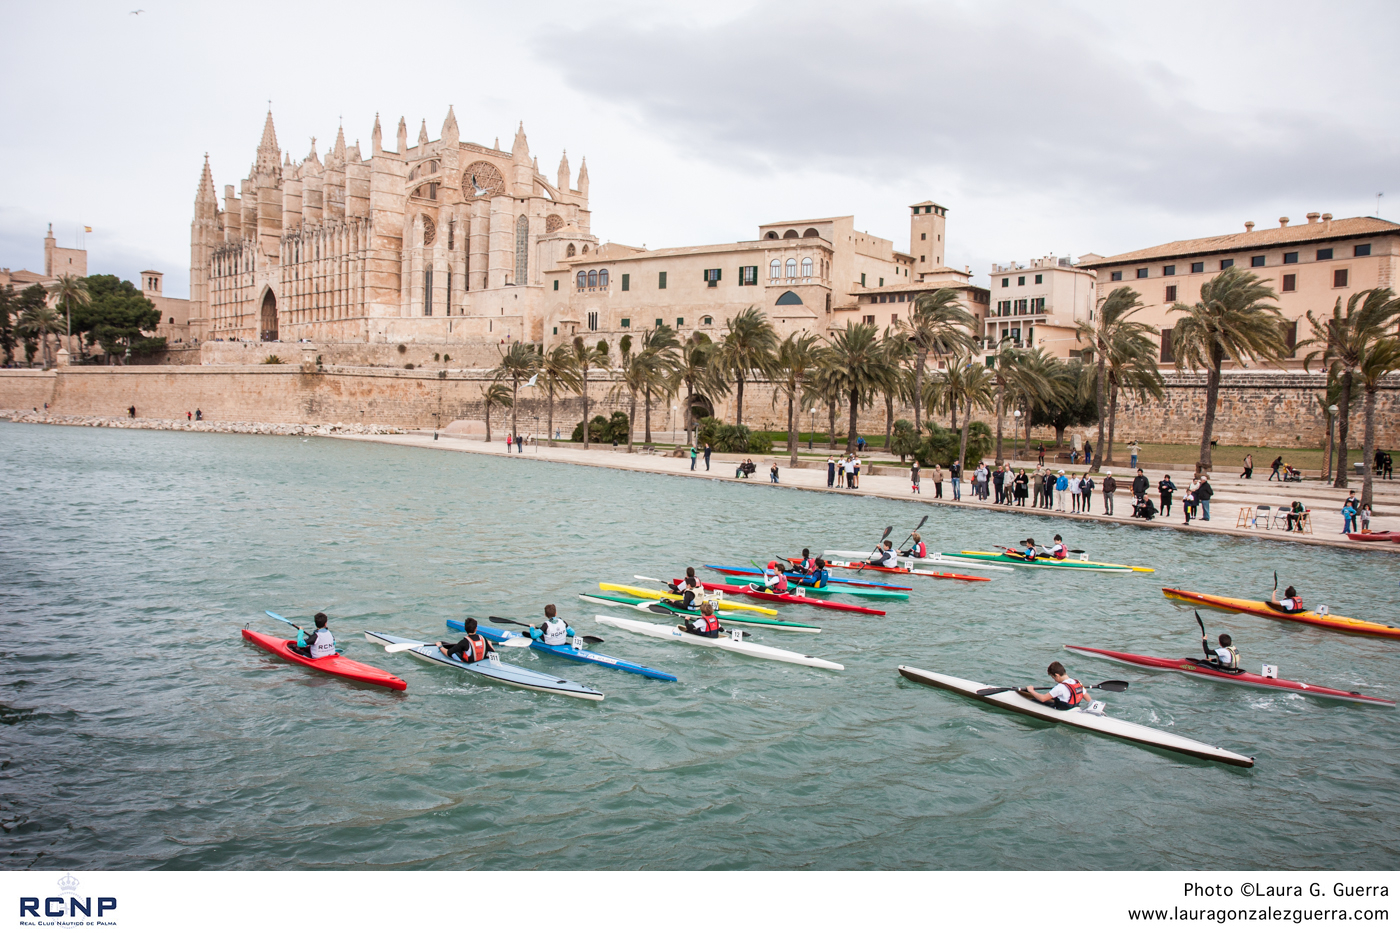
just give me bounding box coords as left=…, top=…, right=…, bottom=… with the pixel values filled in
left=1, top=367, right=1394, bottom=447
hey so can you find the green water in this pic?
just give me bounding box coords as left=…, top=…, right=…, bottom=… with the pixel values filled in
left=2, top=421, right=1396, bottom=870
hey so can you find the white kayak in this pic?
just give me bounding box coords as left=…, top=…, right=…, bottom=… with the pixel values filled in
left=593, top=615, right=844, bottom=671
left=822, top=549, right=1009, bottom=572
left=896, top=665, right=1254, bottom=768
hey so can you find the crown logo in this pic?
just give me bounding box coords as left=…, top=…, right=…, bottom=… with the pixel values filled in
left=57, top=873, right=79, bottom=893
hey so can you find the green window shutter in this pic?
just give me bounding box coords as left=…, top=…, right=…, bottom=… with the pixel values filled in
left=622, top=273, right=630, bottom=291
left=861, top=273, right=866, bottom=286
left=676, top=317, right=684, bottom=327
left=659, top=271, right=667, bottom=289
left=553, top=279, right=559, bottom=291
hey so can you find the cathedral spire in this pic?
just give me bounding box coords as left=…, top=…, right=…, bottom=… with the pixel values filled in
left=418, top=118, right=429, bottom=149
left=333, top=124, right=346, bottom=161
left=396, top=117, right=407, bottom=155
left=557, top=149, right=570, bottom=192
left=511, top=120, right=529, bottom=160
left=194, top=153, right=218, bottom=217
left=256, top=109, right=280, bottom=174
left=578, top=155, right=589, bottom=194
left=371, top=113, right=383, bottom=156
left=441, top=105, right=459, bottom=147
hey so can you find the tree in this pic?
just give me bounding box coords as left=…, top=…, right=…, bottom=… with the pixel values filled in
left=879, top=328, right=913, bottom=452
left=713, top=306, right=778, bottom=426
left=804, top=354, right=844, bottom=449
left=614, top=333, right=666, bottom=452
left=640, top=324, right=681, bottom=445
left=10, top=285, right=47, bottom=365
left=537, top=344, right=582, bottom=443
left=1102, top=326, right=1164, bottom=465
left=675, top=332, right=724, bottom=446
left=1358, top=337, right=1400, bottom=506
left=570, top=336, right=611, bottom=449
left=1029, top=357, right=1097, bottom=448
left=771, top=331, right=821, bottom=466
left=928, top=355, right=995, bottom=466
left=480, top=382, right=512, bottom=442
left=988, top=341, right=1051, bottom=463
left=47, top=274, right=90, bottom=359
left=16, top=303, right=64, bottom=367
left=1078, top=287, right=1155, bottom=471
left=897, top=288, right=979, bottom=439
left=825, top=321, right=900, bottom=455
left=1302, top=288, right=1400, bottom=488
left=72, top=274, right=162, bottom=359
left=492, top=340, right=541, bottom=440
left=0, top=285, right=17, bottom=365
left=1169, top=267, right=1288, bottom=471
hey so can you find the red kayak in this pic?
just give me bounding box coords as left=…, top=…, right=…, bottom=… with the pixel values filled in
left=816, top=559, right=990, bottom=584
left=680, top=579, right=886, bottom=616
left=1066, top=645, right=1394, bottom=707
left=1346, top=531, right=1395, bottom=542
left=242, top=629, right=407, bottom=691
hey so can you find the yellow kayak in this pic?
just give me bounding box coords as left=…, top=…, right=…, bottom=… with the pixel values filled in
left=1163, top=588, right=1400, bottom=640
left=598, top=582, right=778, bottom=617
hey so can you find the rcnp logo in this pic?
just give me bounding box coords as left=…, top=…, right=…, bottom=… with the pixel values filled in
left=18, top=873, right=117, bottom=925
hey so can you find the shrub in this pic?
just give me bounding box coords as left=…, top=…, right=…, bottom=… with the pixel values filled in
left=914, top=420, right=993, bottom=467
left=433, top=352, right=440, bottom=361
left=442, top=354, right=451, bottom=363
left=261, top=354, right=284, bottom=364
left=571, top=411, right=630, bottom=444
left=890, top=419, right=920, bottom=462
left=696, top=416, right=723, bottom=448
left=708, top=422, right=771, bottom=454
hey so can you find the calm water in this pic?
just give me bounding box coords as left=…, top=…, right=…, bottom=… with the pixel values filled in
left=1, top=421, right=1397, bottom=870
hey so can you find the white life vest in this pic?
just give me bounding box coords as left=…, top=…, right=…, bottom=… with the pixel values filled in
left=876, top=548, right=897, bottom=568
left=308, top=628, right=336, bottom=659
left=1215, top=645, right=1241, bottom=668
left=540, top=618, right=569, bottom=646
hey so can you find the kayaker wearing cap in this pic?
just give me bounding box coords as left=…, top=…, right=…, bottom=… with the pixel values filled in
left=1020, top=662, right=1087, bottom=710
left=292, top=612, right=337, bottom=659
left=529, top=604, right=575, bottom=646
left=1202, top=631, right=1242, bottom=671
left=758, top=561, right=790, bottom=594
left=681, top=601, right=724, bottom=638
left=873, top=540, right=899, bottom=568
left=666, top=568, right=704, bottom=609
left=1270, top=584, right=1306, bottom=615
left=899, top=532, right=928, bottom=559
left=436, top=618, right=491, bottom=663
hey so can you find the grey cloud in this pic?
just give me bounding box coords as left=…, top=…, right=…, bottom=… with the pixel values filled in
left=534, top=2, right=1399, bottom=216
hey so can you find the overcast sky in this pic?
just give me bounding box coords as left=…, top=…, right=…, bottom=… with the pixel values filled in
left=3, top=0, right=1397, bottom=297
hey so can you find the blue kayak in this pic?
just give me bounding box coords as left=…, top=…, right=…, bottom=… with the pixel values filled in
left=704, top=563, right=913, bottom=592
left=364, top=631, right=603, bottom=700
left=448, top=618, right=678, bottom=682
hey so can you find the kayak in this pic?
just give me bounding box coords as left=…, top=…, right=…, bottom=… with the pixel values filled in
left=1065, top=645, right=1395, bottom=707
left=896, top=665, right=1254, bottom=768
left=1162, top=588, right=1400, bottom=640
left=684, top=579, right=886, bottom=616
left=1345, top=531, right=1394, bottom=542
left=448, top=618, right=677, bottom=682
left=721, top=575, right=910, bottom=601
left=364, top=631, right=603, bottom=700
left=594, top=614, right=843, bottom=670
left=814, top=559, right=990, bottom=584
left=598, top=582, right=778, bottom=616
left=242, top=629, right=407, bottom=691
left=577, top=593, right=822, bottom=633
left=944, top=550, right=1154, bottom=573
left=823, top=549, right=1009, bottom=572
left=706, top=563, right=912, bottom=591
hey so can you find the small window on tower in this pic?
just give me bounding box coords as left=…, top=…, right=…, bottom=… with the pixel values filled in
left=1035, top=274, right=1042, bottom=284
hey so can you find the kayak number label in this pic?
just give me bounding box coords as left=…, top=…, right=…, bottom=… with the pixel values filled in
left=572, top=635, right=584, bottom=650
left=1261, top=664, right=1279, bottom=679
left=1086, top=700, right=1107, bottom=716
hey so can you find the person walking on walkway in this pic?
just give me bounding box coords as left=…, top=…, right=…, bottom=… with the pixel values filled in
left=1240, top=453, right=1253, bottom=479
left=690, top=445, right=698, bottom=470
left=1158, top=474, right=1176, bottom=517
left=911, top=462, right=921, bottom=494
left=1268, top=456, right=1284, bottom=482
left=932, top=463, right=944, bottom=498
left=827, top=456, right=836, bottom=487
left=950, top=459, right=962, bottom=500
left=1102, top=470, right=1117, bottom=516
left=704, top=443, right=712, bottom=471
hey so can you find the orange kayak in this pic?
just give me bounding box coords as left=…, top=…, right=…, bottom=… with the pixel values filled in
left=1161, top=589, right=1400, bottom=641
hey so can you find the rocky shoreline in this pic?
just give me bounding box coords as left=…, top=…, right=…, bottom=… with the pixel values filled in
left=1, top=410, right=406, bottom=436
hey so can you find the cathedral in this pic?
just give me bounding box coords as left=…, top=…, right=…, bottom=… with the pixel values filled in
left=191, top=108, right=598, bottom=346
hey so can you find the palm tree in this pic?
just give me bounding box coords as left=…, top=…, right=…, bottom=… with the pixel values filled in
left=537, top=344, right=582, bottom=443
left=1011, top=348, right=1068, bottom=455
left=640, top=324, right=681, bottom=444
left=47, top=274, right=90, bottom=359
left=1358, top=337, right=1400, bottom=506
left=771, top=331, right=821, bottom=466
left=928, top=355, right=995, bottom=465
left=675, top=332, right=723, bottom=446
left=988, top=341, right=1052, bottom=463
left=1078, top=287, right=1155, bottom=470
left=804, top=353, right=844, bottom=449
left=1302, top=288, right=1400, bottom=488
left=1102, top=326, right=1164, bottom=465
left=713, top=306, right=779, bottom=426
left=879, top=328, right=913, bottom=452
left=1169, top=267, right=1287, bottom=471
left=825, top=321, right=900, bottom=455
left=17, top=304, right=64, bottom=367
left=480, top=382, right=512, bottom=442
left=570, top=336, right=611, bottom=449
left=897, top=288, right=979, bottom=439
left=614, top=333, right=669, bottom=453
left=493, top=340, right=541, bottom=440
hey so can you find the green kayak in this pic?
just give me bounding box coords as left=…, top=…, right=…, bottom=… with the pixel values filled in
left=942, top=550, right=1154, bottom=574
left=721, top=576, right=910, bottom=601
left=576, top=593, right=822, bottom=633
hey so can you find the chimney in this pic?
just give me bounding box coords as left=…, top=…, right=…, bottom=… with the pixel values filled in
left=1279, top=216, right=1289, bottom=227
left=1322, top=212, right=1333, bottom=232
left=1244, top=221, right=1255, bottom=232
left=1307, top=212, right=1321, bottom=224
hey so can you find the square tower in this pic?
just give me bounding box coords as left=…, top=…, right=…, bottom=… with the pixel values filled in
left=909, top=201, right=947, bottom=275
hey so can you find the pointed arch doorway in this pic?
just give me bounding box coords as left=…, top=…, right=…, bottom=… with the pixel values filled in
left=260, top=289, right=279, bottom=341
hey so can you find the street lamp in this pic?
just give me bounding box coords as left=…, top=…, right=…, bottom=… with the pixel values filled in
left=671, top=404, right=677, bottom=444
left=1012, top=409, right=1021, bottom=459
left=809, top=407, right=817, bottom=450
left=1324, top=403, right=1339, bottom=481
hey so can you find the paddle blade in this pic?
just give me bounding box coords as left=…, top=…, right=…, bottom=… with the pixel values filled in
left=265, top=610, right=299, bottom=629
left=582, top=635, right=605, bottom=644
left=498, top=637, right=533, bottom=648
left=385, top=642, right=427, bottom=653
left=1195, top=611, right=1206, bottom=637
left=488, top=616, right=521, bottom=628
left=633, top=575, right=663, bottom=583
left=1092, top=680, right=1130, bottom=693
left=646, top=604, right=676, bottom=614
left=976, top=686, right=1015, bottom=696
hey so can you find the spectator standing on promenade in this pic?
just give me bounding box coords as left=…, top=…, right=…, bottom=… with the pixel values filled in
left=195, top=409, right=202, bottom=421
left=128, top=405, right=136, bottom=418
left=517, top=434, right=524, bottom=453
left=1054, top=470, right=1069, bottom=512
left=1102, top=470, right=1118, bottom=516
left=1127, top=441, right=1141, bottom=469
left=1158, top=474, right=1176, bottom=517
left=993, top=464, right=1006, bottom=504
left=1132, top=469, right=1149, bottom=502
left=827, top=456, right=836, bottom=487
left=1196, top=475, right=1214, bottom=521
left=1359, top=502, right=1371, bottom=532
left=1342, top=495, right=1360, bottom=534
left=1269, top=456, right=1284, bottom=481
left=186, top=411, right=192, bottom=421
left=1084, top=439, right=1093, bottom=465
left=852, top=455, right=862, bottom=489
left=1013, top=468, right=1028, bottom=506
left=1036, top=442, right=1045, bottom=466
left=911, top=462, right=921, bottom=494
left=1082, top=473, right=1095, bottom=511
left=690, top=445, right=698, bottom=471
left=950, top=459, right=962, bottom=500
left=932, top=463, right=944, bottom=498
left=704, top=443, right=712, bottom=471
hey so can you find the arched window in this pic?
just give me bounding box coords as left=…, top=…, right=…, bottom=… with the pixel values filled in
left=783, top=229, right=799, bottom=239
left=765, top=231, right=779, bottom=239
left=598, top=269, right=609, bottom=288
left=588, top=270, right=598, bottom=288
left=801, top=257, right=813, bottom=278
left=785, top=258, right=797, bottom=278
left=702, top=316, right=713, bottom=325
left=566, top=243, right=576, bottom=257
left=770, top=259, right=781, bottom=279
left=577, top=271, right=586, bottom=288
left=581, top=245, right=589, bottom=254
left=803, top=228, right=820, bottom=238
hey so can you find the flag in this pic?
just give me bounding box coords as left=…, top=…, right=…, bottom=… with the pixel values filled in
left=84, top=226, right=92, bottom=233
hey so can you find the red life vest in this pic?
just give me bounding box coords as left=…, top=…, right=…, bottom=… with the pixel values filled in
left=912, top=541, right=927, bottom=558
left=1059, top=679, right=1086, bottom=706
left=1050, top=543, right=1067, bottom=559
left=695, top=613, right=722, bottom=635
left=457, top=633, right=490, bottom=663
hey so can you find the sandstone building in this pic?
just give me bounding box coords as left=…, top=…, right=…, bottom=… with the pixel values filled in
left=984, top=255, right=1096, bottom=361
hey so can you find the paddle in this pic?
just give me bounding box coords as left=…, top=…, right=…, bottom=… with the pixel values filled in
left=895, top=515, right=929, bottom=554
left=865, top=525, right=895, bottom=562
left=976, top=680, right=1129, bottom=696
left=644, top=603, right=749, bottom=638
left=487, top=615, right=603, bottom=645
left=386, top=634, right=532, bottom=654
left=994, top=543, right=1033, bottom=561
left=265, top=610, right=305, bottom=635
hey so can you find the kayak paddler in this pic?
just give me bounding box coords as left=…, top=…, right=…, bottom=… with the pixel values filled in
left=1269, top=584, right=1306, bottom=615
left=794, top=548, right=818, bottom=575
left=1046, top=534, right=1068, bottom=559
left=291, top=612, right=337, bottom=659
left=873, top=540, right=899, bottom=568
left=528, top=604, right=576, bottom=646
left=758, top=561, right=790, bottom=594
left=436, top=617, right=492, bottom=663
left=792, top=557, right=831, bottom=589
left=1013, top=538, right=1039, bottom=561
left=899, top=532, right=927, bottom=559
left=681, top=601, right=724, bottom=638
left=1019, top=662, right=1087, bottom=710
left=666, top=568, right=704, bottom=610
left=1202, top=631, right=1242, bottom=671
